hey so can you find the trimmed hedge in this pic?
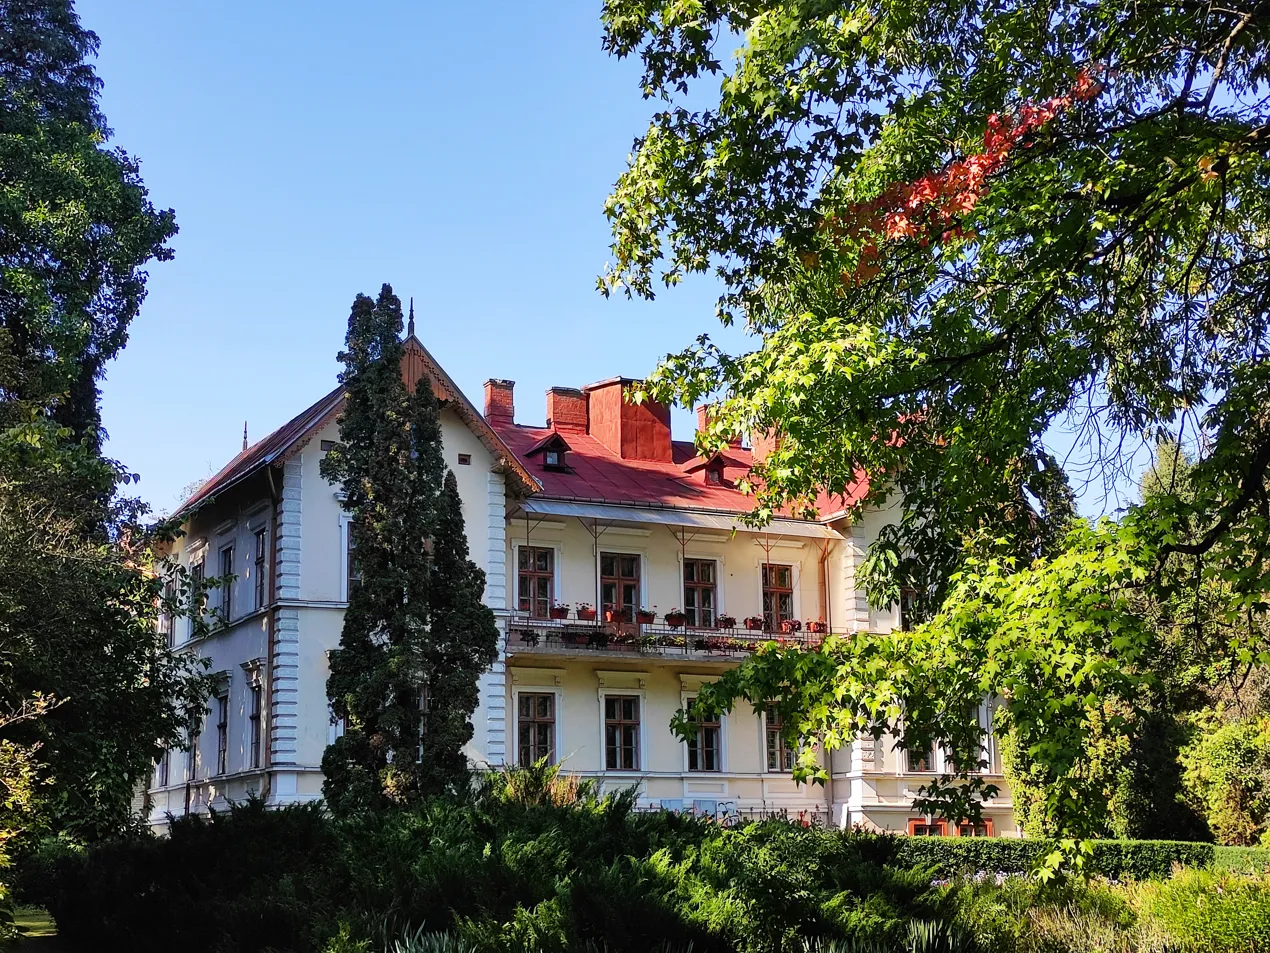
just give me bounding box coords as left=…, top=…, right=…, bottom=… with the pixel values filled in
left=891, top=836, right=1214, bottom=879
left=1214, top=845, right=1270, bottom=874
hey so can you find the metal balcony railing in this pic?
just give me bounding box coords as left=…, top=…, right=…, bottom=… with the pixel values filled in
left=505, top=616, right=827, bottom=658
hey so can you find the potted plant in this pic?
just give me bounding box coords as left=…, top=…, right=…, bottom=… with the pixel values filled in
left=744, top=616, right=765, bottom=631
left=549, top=603, right=570, bottom=620
left=693, top=636, right=711, bottom=650
left=716, top=614, right=736, bottom=629
left=806, top=619, right=828, bottom=634
left=664, top=608, right=687, bottom=628
left=575, top=602, right=597, bottom=621
left=780, top=618, right=803, bottom=634
left=635, top=607, right=656, bottom=625
left=588, top=630, right=610, bottom=648
left=515, top=628, right=540, bottom=647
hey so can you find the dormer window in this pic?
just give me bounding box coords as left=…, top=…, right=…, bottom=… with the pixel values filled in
left=526, top=432, right=572, bottom=472
left=684, top=450, right=739, bottom=487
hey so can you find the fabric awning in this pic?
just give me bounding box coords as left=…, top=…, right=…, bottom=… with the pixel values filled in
left=516, top=498, right=843, bottom=540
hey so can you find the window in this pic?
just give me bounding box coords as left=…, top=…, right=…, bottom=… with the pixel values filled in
left=517, top=693, right=556, bottom=766
left=344, top=521, right=361, bottom=596
left=190, top=557, right=206, bottom=622
left=218, top=545, right=234, bottom=620
left=249, top=685, right=262, bottom=769
left=187, top=729, right=201, bottom=781
left=685, top=698, right=720, bottom=772
left=320, top=440, right=336, bottom=452
left=898, top=587, right=919, bottom=631
left=457, top=453, right=472, bottom=465
left=683, top=559, right=717, bottom=627
left=601, top=553, right=640, bottom=623
left=705, top=465, right=723, bottom=485
left=156, top=750, right=170, bottom=788
left=253, top=529, right=268, bottom=609
left=517, top=547, right=554, bottom=618
left=908, top=819, right=948, bottom=836
left=604, top=695, right=640, bottom=771
left=907, top=744, right=935, bottom=773
left=765, top=706, right=794, bottom=772
left=544, top=449, right=561, bottom=467
left=160, top=578, right=176, bottom=649
left=215, top=694, right=229, bottom=775
left=761, top=564, right=794, bottom=630
left=957, top=819, right=993, bottom=837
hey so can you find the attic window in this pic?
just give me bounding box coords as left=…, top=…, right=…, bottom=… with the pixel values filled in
left=457, top=453, right=472, bottom=466
left=527, top=432, right=572, bottom=471
left=705, top=467, right=723, bottom=485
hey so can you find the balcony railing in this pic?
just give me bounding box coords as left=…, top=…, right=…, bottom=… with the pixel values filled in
left=505, top=616, right=826, bottom=658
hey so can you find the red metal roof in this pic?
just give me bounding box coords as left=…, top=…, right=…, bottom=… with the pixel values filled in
left=178, top=384, right=345, bottom=517
left=176, top=338, right=539, bottom=519
left=491, top=421, right=866, bottom=520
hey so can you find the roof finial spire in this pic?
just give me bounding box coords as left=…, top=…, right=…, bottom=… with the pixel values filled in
left=242, top=421, right=248, bottom=452
left=407, top=297, right=416, bottom=338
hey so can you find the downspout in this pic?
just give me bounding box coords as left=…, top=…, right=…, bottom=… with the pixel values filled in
left=263, top=463, right=281, bottom=806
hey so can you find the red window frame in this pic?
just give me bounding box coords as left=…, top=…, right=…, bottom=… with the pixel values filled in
left=907, top=819, right=949, bottom=836
left=956, top=818, right=994, bottom=837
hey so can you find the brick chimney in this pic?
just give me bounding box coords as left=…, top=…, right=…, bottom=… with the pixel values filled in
left=696, top=404, right=744, bottom=448
left=750, top=429, right=780, bottom=465
left=546, top=387, right=588, bottom=433
left=483, top=379, right=515, bottom=426
left=583, top=378, right=672, bottom=462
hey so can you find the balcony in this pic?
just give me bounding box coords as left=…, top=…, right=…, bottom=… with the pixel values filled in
left=505, top=616, right=825, bottom=661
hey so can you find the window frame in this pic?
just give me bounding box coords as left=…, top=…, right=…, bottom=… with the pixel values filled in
left=248, top=684, right=263, bottom=769
left=515, top=690, right=559, bottom=767
left=906, top=743, right=936, bottom=773
left=763, top=705, right=796, bottom=774
left=602, top=693, right=642, bottom=772
left=187, top=728, right=201, bottom=782
left=516, top=544, right=557, bottom=619
left=683, top=695, right=723, bottom=773
left=340, top=516, right=361, bottom=602
left=761, top=563, right=795, bottom=631
left=599, top=550, right=643, bottom=624
left=218, top=544, right=234, bottom=622
left=253, top=527, right=268, bottom=610
left=956, top=818, right=994, bottom=837
left=215, top=692, right=230, bottom=776
left=907, top=818, right=949, bottom=836
left=156, top=749, right=170, bottom=788
left=682, top=558, right=720, bottom=628
left=189, top=555, right=207, bottom=637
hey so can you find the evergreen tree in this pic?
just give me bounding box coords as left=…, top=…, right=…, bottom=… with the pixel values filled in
left=321, top=285, right=497, bottom=813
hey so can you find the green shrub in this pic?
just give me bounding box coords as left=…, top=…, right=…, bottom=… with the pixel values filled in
left=1138, top=868, right=1270, bottom=952
left=1213, top=845, right=1270, bottom=874
left=890, top=837, right=1213, bottom=880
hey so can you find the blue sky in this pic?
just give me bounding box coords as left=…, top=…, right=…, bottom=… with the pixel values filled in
left=81, top=0, right=740, bottom=513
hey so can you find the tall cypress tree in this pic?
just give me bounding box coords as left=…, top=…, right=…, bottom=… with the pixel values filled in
left=321, top=284, right=497, bottom=813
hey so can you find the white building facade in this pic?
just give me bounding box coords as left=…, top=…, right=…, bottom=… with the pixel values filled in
left=147, top=335, right=1016, bottom=837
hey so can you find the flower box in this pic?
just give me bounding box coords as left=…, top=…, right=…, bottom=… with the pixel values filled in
left=716, top=615, right=737, bottom=629
left=664, top=610, right=687, bottom=628
left=635, top=609, right=656, bottom=624
left=780, top=619, right=803, bottom=634
left=576, top=604, right=597, bottom=622
left=806, top=620, right=827, bottom=634
left=744, top=617, right=765, bottom=631
left=549, top=605, right=570, bottom=620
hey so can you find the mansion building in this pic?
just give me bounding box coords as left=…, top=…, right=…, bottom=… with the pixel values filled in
left=148, top=333, right=1016, bottom=837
